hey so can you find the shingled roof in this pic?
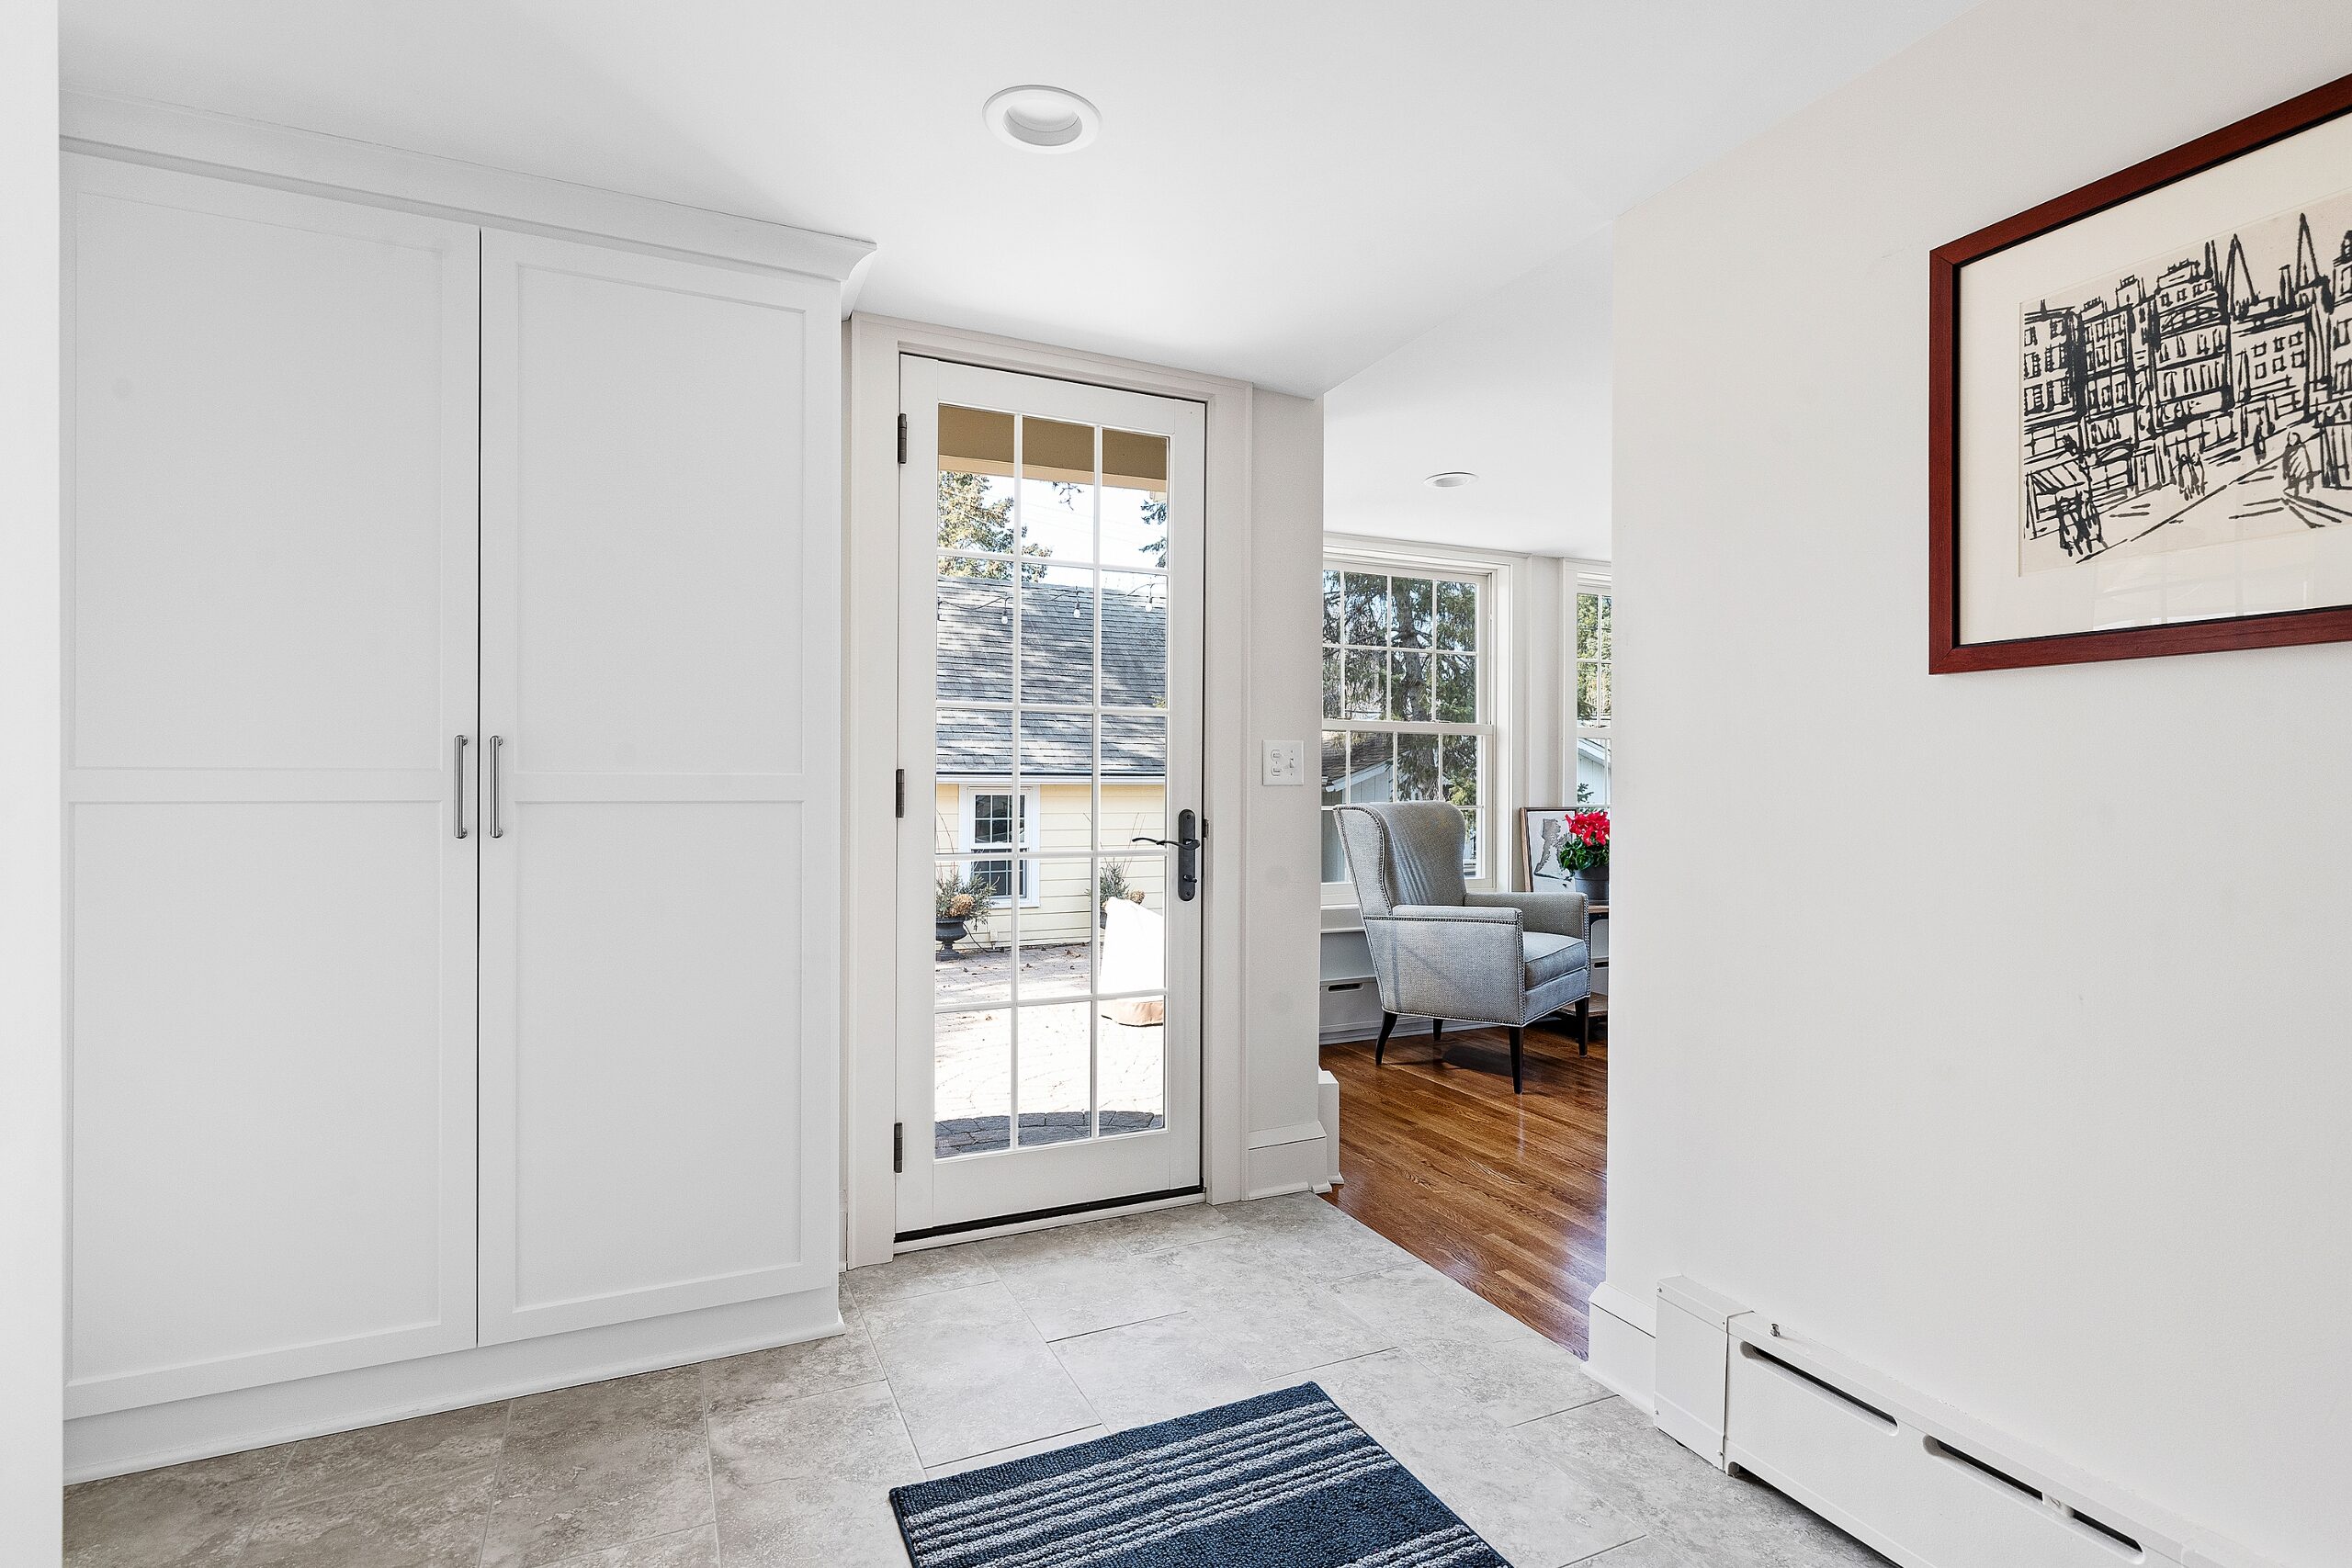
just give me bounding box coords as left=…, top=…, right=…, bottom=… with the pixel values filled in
left=936, top=577, right=1168, bottom=779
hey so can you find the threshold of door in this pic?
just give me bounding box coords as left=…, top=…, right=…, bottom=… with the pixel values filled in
left=891, top=1186, right=1206, bottom=1252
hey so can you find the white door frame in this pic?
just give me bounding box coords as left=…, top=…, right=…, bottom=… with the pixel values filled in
left=842, top=316, right=1254, bottom=1268
left=894, top=355, right=1206, bottom=1235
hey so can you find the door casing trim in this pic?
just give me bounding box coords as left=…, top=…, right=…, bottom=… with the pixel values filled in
left=842, top=314, right=1255, bottom=1269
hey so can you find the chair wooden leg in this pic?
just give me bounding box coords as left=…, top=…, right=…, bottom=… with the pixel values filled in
left=1375, top=1010, right=1396, bottom=1065
left=1577, top=997, right=1591, bottom=1055
left=1509, top=1025, right=1523, bottom=1094
left=1430, top=1018, right=1444, bottom=1066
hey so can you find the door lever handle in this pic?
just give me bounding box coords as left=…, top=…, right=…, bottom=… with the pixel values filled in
left=1130, top=809, right=1202, bottom=900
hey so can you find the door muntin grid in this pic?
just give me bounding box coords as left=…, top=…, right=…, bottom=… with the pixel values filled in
left=933, top=406, right=1171, bottom=1158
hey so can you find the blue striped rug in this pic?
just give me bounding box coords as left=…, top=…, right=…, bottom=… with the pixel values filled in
left=888, top=1382, right=1507, bottom=1568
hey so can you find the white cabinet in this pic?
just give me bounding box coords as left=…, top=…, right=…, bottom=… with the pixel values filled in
left=476, top=232, right=840, bottom=1343
left=63, top=159, right=481, bottom=1415
left=62, top=156, right=842, bottom=1427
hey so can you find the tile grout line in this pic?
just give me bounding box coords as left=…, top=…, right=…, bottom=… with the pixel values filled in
left=1581, top=1534, right=1654, bottom=1566
left=220, top=1434, right=300, bottom=1561
left=865, top=1302, right=925, bottom=1476
left=469, top=1398, right=515, bottom=1568
left=989, top=1271, right=1107, bottom=1453
left=1037, top=1303, right=1191, bottom=1347
left=822, top=1286, right=922, bottom=1491
left=1501, top=1385, right=1617, bottom=1429
left=902, top=1223, right=1240, bottom=1465
left=881, top=1381, right=925, bottom=1496
left=700, top=1365, right=723, bottom=1568
left=924, top=1416, right=1104, bottom=1481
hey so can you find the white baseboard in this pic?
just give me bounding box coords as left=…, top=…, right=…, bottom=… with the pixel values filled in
left=1245, top=1129, right=1329, bottom=1200
left=1653, top=1277, right=1747, bottom=1469
left=1638, top=1275, right=2282, bottom=1568
left=1584, top=1280, right=1657, bottom=1411
left=1247, top=1119, right=1329, bottom=1150
left=1317, top=1068, right=1343, bottom=1189
left=65, top=1284, right=840, bottom=1483
left=1319, top=1016, right=1436, bottom=1045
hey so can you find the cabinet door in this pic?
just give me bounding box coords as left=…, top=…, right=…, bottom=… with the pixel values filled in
left=477, top=231, right=840, bottom=1343
left=63, top=157, right=480, bottom=1416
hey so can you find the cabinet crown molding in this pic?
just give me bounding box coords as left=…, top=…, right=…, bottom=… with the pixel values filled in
left=61, top=90, right=878, bottom=303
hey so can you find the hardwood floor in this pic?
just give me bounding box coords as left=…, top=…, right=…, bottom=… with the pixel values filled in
left=1319, top=1012, right=1608, bottom=1355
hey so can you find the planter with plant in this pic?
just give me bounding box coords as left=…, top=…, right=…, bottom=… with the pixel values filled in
left=934, top=868, right=1000, bottom=956
left=1556, top=807, right=1610, bottom=901
left=1096, top=859, right=1148, bottom=927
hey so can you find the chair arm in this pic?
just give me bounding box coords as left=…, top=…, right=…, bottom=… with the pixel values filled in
left=1464, top=889, right=1588, bottom=939
left=1363, top=906, right=1526, bottom=1024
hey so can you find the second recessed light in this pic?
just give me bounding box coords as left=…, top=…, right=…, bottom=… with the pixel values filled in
left=1424, top=471, right=1478, bottom=490
left=984, top=85, right=1101, bottom=153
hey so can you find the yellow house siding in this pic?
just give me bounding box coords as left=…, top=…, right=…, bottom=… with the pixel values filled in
left=933, top=780, right=1168, bottom=946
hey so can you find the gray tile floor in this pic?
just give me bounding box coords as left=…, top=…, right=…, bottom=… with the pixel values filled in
left=64, top=1195, right=1887, bottom=1568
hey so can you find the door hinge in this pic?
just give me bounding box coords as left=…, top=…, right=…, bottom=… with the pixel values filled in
left=897, top=412, right=908, bottom=465
left=893, top=1122, right=904, bottom=1173
left=895, top=768, right=906, bottom=818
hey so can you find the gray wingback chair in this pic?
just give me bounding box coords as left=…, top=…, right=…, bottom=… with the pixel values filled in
left=1334, top=802, right=1592, bottom=1094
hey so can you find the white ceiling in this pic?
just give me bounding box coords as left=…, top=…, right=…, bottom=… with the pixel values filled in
left=64, top=0, right=1973, bottom=404
left=1325, top=231, right=1615, bottom=559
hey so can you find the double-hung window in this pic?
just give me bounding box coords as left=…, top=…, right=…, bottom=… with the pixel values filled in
left=1320, top=559, right=1495, bottom=888
left=959, top=784, right=1041, bottom=904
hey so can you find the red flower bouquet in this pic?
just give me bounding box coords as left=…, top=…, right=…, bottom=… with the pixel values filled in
left=1556, top=807, right=1610, bottom=873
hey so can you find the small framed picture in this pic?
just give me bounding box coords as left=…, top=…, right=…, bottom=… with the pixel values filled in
left=1519, top=808, right=1578, bottom=892
left=1931, top=73, right=2352, bottom=671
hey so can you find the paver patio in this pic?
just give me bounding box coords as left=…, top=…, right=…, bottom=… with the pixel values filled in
left=930, top=942, right=1165, bottom=1158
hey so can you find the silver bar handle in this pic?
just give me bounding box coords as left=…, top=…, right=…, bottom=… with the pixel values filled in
left=488, top=736, right=505, bottom=840
left=452, top=735, right=469, bottom=840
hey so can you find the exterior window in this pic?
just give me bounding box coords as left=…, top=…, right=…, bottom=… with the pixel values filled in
left=1321, top=561, right=1492, bottom=884
left=960, top=784, right=1041, bottom=904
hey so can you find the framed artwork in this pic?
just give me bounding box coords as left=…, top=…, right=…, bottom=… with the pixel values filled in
left=1520, top=807, right=1577, bottom=893
left=1930, top=73, right=2352, bottom=671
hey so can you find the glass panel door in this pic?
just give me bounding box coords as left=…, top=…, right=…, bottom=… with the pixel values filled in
left=897, top=357, right=1204, bottom=1235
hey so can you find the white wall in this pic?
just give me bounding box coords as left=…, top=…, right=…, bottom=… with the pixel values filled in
left=1603, top=4, right=2352, bottom=1563
left=1, top=0, right=62, bottom=1556
left=1242, top=390, right=1330, bottom=1193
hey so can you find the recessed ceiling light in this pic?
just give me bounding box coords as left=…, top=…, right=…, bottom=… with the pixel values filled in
left=984, top=85, right=1101, bottom=153
left=1424, top=471, right=1478, bottom=490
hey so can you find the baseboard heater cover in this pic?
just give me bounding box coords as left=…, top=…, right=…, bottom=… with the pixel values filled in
left=1651, top=1278, right=2276, bottom=1568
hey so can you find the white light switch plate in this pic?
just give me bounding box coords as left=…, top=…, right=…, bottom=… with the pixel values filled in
left=1262, top=740, right=1304, bottom=786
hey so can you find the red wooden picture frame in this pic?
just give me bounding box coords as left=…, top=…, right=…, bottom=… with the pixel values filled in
left=1929, top=73, right=2352, bottom=672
